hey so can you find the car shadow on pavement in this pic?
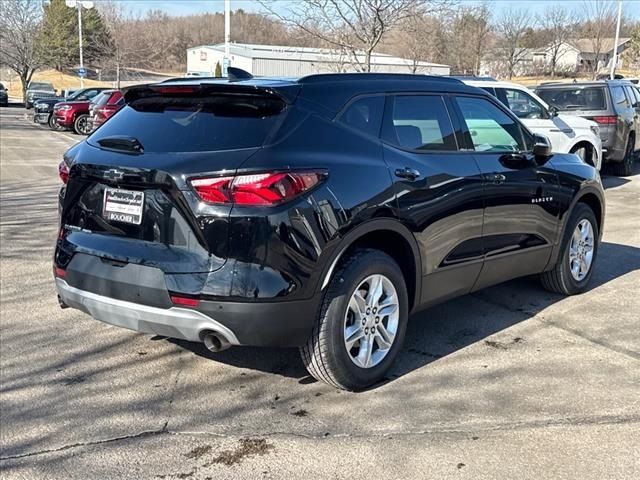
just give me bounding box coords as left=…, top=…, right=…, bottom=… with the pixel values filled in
left=172, top=240, right=640, bottom=388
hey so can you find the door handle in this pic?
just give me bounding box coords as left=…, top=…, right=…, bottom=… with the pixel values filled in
left=395, top=167, right=421, bottom=181
left=486, top=173, right=506, bottom=184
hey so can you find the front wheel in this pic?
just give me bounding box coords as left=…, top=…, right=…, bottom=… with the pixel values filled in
left=73, top=114, right=91, bottom=135
left=540, top=203, right=598, bottom=295
left=300, top=249, right=408, bottom=391
left=48, top=113, right=62, bottom=131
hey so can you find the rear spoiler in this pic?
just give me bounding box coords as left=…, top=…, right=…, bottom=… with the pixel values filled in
left=122, top=82, right=301, bottom=105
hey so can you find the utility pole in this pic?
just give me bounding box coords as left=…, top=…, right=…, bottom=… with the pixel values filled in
left=65, top=0, right=94, bottom=87
left=610, top=0, right=623, bottom=80
left=224, top=0, right=231, bottom=76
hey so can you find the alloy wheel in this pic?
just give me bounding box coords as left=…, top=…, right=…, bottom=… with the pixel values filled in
left=343, top=274, right=399, bottom=369
left=569, top=219, right=595, bottom=281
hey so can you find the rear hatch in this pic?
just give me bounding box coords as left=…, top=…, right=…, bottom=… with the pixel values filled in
left=536, top=85, right=614, bottom=143
left=59, top=83, right=295, bottom=274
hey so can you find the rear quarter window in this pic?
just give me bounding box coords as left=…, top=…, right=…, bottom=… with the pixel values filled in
left=383, top=95, right=457, bottom=151
left=611, top=86, right=629, bottom=108
left=89, top=94, right=287, bottom=153
left=339, top=95, right=384, bottom=137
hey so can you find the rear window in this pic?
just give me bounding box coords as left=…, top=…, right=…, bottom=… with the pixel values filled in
left=89, top=94, right=287, bottom=153
left=93, top=92, right=112, bottom=106
left=536, top=86, right=607, bottom=111
left=29, top=82, right=54, bottom=90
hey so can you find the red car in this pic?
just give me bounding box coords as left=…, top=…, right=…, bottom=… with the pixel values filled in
left=90, top=90, right=124, bottom=130
left=53, top=99, right=94, bottom=135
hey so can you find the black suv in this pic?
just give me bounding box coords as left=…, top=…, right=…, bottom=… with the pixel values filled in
left=54, top=72, right=605, bottom=390
left=536, top=80, right=640, bottom=176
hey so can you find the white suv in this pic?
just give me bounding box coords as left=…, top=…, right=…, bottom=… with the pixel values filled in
left=463, top=79, right=603, bottom=170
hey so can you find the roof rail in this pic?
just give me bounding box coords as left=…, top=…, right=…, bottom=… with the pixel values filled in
left=298, top=72, right=462, bottom=84
left=450, top=75, right=497, bottom=81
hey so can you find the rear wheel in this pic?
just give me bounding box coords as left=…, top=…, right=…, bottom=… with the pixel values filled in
left=540, top=203, right=598, bottom=295
left=300, top=249, right=408, bottom=391
left=73, top=114, right=91, bottom=135
left=610, top=135, right=635, bottom=176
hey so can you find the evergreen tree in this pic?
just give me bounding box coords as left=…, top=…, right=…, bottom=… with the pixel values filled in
left=214, top=61, right=222, bottom=77
left=37, top=0, right=111, bottom=71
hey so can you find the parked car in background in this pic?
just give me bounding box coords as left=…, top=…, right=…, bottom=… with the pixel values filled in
left=464, top=79, right=603, bottom=170
left=33, top=88, right=109, bottom=130
left=25, top=81, right=56, bottom=109
left=89, top=90, right=124, bottom=130
left=55, top=71, right=605, bottom=390
left=53, top=96, right=100, bottom=135
left=0, top=83, right=8, bottom=107
left=536, top=80, right=640, bottom=176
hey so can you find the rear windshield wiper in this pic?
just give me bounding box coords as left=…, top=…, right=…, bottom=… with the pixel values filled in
left=97, top=136, right=144, bottom=154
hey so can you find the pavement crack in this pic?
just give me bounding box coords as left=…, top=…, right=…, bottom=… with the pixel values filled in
left=0, top=428, right=168, bottom=462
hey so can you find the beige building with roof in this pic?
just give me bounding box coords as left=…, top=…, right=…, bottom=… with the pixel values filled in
left=544, top=37, right=632, bottom=73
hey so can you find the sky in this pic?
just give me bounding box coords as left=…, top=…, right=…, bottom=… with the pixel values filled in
left=116, top=0, right=640, bottom=19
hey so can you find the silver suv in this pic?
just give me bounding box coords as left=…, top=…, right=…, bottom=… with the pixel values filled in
left=536, top=80, right=640, bottom=176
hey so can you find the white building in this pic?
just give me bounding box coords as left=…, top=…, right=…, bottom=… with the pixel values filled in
left=186, top=43, right=451, bottom=77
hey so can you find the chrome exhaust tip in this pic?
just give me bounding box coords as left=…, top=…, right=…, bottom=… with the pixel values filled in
left=202, top=331, right=231, bottom=352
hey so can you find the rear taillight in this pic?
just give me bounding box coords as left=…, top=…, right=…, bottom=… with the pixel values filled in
left=58, top=160, right=69, bottom=184
left=592, top=115, right=618, bottom=125
left=190, top=171, right=326, bottom=206
left=53, top=266, right=66, bottom=277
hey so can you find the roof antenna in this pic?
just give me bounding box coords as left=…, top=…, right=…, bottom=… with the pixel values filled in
left=227, top=67, right=253, bottom=82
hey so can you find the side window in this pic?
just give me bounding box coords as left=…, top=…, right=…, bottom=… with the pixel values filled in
left=383, top=95, right=457, bottom=151
left=498, top=88, right=546, bottom=119
left=611, top=86, right=629, bottom=108
left=339, top=96, right=384, bottom=137
left=455, top=96, right=525, bottom=153
left=624, top=86, right=638, bottom=106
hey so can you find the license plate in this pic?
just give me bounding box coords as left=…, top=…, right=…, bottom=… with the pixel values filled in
left=103, top=188, right=144, bottom=225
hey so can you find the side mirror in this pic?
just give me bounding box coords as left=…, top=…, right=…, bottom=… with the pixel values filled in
left=548, top=105, right=559, bottom=117
left=533, top=133, right=552, bottom=162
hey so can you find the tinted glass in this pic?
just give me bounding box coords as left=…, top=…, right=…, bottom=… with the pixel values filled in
left=89, top=94, right=286, bottom=153
left=499, top=88, right=545, bottom=119
left=91, top=92, right=108, bottom=106
left=29, top=82, right=53, bottom=90
left=624, top=86, right=638, bottom=106
left=611, top=86, right=629, bottom=108
left=480, top=86, right=496, bottom=96
left=384, top=95, right=457, bottom=151
left=536, top=86, right=606, bottom=111
left=340, top=96, right=384, bottom=137
left=455, top=96, right=524, bottom=152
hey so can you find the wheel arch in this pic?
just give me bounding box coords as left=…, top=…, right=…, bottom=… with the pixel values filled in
left=568, top=139, right=597, bottom=167
left=546, top=185, right=605, bottom=270
left=318, top=219, right=422, bottom=312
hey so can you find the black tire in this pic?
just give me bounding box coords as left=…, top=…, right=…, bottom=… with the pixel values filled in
left=73, top=114, right=91, bottom=135
left=300, top=249, right=409, bottom=391
left=610, top=135, right=635, bottom=176
left=48, top=113, right=60, bottom=130
left=540, top=203, right=599, bottom=295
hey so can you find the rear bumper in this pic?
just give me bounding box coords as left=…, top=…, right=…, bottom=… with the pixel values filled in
left=56, top=278, right=240, bottom=345
left=54, top=252, right=320, bottom=347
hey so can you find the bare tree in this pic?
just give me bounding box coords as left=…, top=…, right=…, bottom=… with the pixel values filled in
left=0, top=0, right=43, bottom=101
left=580, top=0, right=617, bottom=79
left=262, top=0, right=434, bottom=72
left=538, top=6, right=572, bottom=77
left=388, top=13, right=446, bottom=73
left=446, top=3, right=492, bottom=75
left=493, top=8, right=532, bottom=79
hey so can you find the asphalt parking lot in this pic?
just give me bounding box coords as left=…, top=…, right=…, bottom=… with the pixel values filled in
left=1, top=103, right=639, bottom=479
